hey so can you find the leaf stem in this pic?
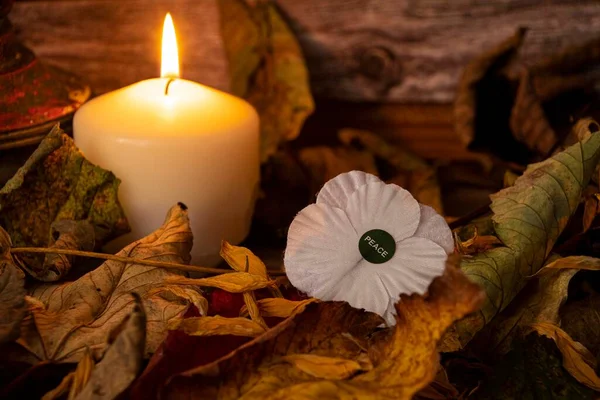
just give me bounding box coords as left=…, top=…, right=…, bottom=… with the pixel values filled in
left=10, top=247, right=287, bottom=276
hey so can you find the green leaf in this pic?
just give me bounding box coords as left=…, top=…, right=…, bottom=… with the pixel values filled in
left=218, top=0, right=315, bottom=162
left=457, top=128, right=600, bottom=345
left=0, top=125, right=130, bottom=274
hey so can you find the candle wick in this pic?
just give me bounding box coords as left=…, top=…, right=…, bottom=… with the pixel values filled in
left=164, top=78, right=176, bottom=95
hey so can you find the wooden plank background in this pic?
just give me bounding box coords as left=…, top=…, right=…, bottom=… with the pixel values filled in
left=10, top=0, right=600, bottom=102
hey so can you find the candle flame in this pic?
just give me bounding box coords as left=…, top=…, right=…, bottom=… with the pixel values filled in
left=161, top=13, right=179, bottom=78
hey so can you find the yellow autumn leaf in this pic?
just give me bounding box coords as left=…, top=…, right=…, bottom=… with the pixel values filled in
left=166, top=272, right=275, bottom=293
left=530, top=322, right=600, bottom=391
left=42, top=349, right=94, bottom=400
left=240, top=298, right=318, bottom=318
left=243, top=291, right=268, bottom=330
left=68, top=349, right=95, bottom=399
left=220, top=241, right=267, bottom=278
left=534, top=255, right=600, bottom=274
left=280, top=354, right=369, bottom=380
left=164, top=258, right=484, bottom=399
left=169, top=316, right=267, bottom=337
left=42, top=374, right=74, bottom=400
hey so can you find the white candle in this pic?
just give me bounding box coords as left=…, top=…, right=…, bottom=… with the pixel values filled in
left=73, top=13, right=259, bottom=265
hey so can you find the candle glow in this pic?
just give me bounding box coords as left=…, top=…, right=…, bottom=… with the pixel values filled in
left=161, top=13, right=179, bottom=79
left=73, top=13, right=260, bottom=265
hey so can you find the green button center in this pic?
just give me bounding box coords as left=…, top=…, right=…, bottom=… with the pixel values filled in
left=359, top=229, right=396, bottom=264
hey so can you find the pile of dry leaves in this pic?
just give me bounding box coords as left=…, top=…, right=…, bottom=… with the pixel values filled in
left=0, top=126, right=483, bottom=400
left=3, top=0, right=600, bottom=399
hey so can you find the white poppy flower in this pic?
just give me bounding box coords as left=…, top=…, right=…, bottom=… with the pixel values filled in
left=284, top=171, right=454, bottom=325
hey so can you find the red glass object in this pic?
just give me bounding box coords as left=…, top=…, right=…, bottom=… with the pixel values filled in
left=0, top=0, right=90, bottom=150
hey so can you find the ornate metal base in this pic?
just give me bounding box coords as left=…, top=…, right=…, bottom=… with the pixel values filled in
left=0, top=4, right=90, bottom=150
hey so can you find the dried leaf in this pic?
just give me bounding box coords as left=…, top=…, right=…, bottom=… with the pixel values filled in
left=131, top=314, right=250, bottom=399
left=220, top=241, right=267, bottom=278
left=0, top=226, right=26, bottom=344
left=502, top=170, right=520, bottom=188
left=583, top=193, right=600, bottom=233
left=164, top=302, right=383, bottom=398
left=14, top=204, right=197, bottom=363
left=530, top=322, right=600, bottom=391
left=561, top=292, right=600, bottom=360
left=149, top=285, right=209, bottom=316
left=339, top=128, right=430, bottom=172
left=24, top=220, right=95, bottom=282
left=343, top=262, right=484, bottom=399
left=454, top=28, right=526, bottom=146
left=164, top=259, right=483, bottom=399
left=536, top=255, right=600, bottom=273
left=469, top=256, right=600, bottom=357
left=455, top=227, right=502, bottom=256
left=42, top=348, right=94, bottom=400
left=471, top=333, right=595, bottom=399
left=169, top=316, right=267, bottom=338
left=167, top=272, right=275, bottom=293
left=219, top=0, right=314, bottom=162
left=457, top=130, right=600, bottom=345
left=74, top=294, right=146, bottom=400
left=69, top=350, right=95, bottom=400
left=299, top=146, right=378, bottom=194
left=0, top=125, right=129, bottom=273
left=279, top=354, right=368, bottom=380
left=509, top=71, right=557, bottom=156
left=253, top=148, right=312, bottom=239
left=243, top=291, right=268, bottom=330
left=240, top=298, right=318, bottom=318
left=338, top=129, right=443, bottom=213
left=414, top=366, right=460, bottom=400
left=42, top=373, right=74, bottom=400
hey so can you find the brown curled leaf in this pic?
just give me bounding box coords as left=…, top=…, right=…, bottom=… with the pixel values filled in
left=13, top=204, right=197, bottom=364
left=0, top=125, right=129, bottom=273
left=454, top=28, right=526, bottom=146
left=218, top=0, right=314, bottom=162
left=582, top=194, right=600, bottom=233
left=530, top=322, right=600, bottom=392
left=22, top=219, right=95, bottom=282
left=509, top=71, right=557, bottom=156
left=299, top=146, right=379, bottom=195
left=338, top=129, right=443, bottom=214
left=149, top=285, right=209, bottom=316
left=166, top=272, right=276, bottom=293
left=169, top=316, right=267, bottom=338
left=75, top=293, right=146, bottom=399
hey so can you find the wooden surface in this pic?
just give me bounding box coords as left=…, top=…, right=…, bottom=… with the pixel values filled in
left=10, top=0, right=600, bottom=102
left=299, top=100, right=470, bottom=161
left=10, top=0, right=229, bottom=95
